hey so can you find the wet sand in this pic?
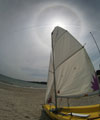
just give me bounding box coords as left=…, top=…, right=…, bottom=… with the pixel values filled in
left=0, top=82, right=100, bottom=120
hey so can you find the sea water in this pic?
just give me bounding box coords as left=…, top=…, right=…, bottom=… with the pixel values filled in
left=0, top=74, right=47, bottom=88
left=11, top=80, right=47, bottom=88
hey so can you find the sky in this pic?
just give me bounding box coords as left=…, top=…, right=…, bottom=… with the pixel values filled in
left=0, top=0, right=100, bottom=81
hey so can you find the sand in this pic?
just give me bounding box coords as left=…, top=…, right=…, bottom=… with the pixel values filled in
left=0, top=82, right=50, bottom=120
left=0, top=82, right=100, bottom=120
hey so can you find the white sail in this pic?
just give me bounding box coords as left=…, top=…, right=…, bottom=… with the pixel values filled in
left=45, top=53, right=54, bottom=103
left=56, top=48, right=96, bottom=97
left=45, top=26, right=99, bottom=103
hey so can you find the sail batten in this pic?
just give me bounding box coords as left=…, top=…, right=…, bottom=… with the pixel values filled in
left=55, top=46, right=84, bottom=70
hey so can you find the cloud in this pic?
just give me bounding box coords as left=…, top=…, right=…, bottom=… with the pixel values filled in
left=0, top=0, right=100, bottom=81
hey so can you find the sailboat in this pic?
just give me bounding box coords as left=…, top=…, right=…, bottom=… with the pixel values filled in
left=43, top=26, right=100, bottom=120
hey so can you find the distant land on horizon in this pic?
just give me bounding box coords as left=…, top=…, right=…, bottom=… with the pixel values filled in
left=0, top=74, right=47, bottom=88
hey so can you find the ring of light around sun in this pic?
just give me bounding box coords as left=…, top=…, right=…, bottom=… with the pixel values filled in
left=34, top=4, right=82, bottom=50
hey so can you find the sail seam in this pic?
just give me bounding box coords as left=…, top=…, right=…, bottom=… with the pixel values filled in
left=55, top=46, right=84, bottom=71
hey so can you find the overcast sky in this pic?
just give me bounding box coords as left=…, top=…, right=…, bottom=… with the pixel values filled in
left=0, top=0, right=100, bottom=81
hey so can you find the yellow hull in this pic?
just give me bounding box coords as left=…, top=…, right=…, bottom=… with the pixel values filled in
left=43, top=104, right=100, bottom=120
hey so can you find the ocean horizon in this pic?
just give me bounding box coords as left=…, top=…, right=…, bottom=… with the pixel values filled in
left=0, top=74, right=47, bottom=88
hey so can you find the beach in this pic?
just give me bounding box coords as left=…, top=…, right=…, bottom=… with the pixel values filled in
left=0, top=82, right=50, bottom=120
left=0, top=82, right=100, bottom=120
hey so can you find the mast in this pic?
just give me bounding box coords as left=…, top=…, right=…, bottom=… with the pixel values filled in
left=52, top=32, right=57, bottom=111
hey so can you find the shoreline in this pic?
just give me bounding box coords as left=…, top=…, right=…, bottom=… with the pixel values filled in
left=0, top=81, right=46, bottom=89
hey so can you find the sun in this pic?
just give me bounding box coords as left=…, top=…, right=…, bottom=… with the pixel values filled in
left=51, top=20, right=66, bottom=29
left=48, top=17, right=67, bottom=30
